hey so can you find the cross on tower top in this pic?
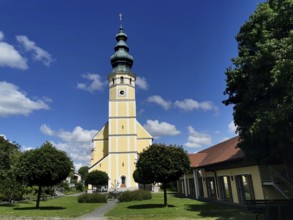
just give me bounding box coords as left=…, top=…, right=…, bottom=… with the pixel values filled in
left=119, top=13, right=123, bottom=29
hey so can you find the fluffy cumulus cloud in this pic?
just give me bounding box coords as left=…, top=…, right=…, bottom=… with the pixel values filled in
left=143, top=119, right=180, bottom=139
left=136, top=76, right=148, bottom=90
left=174, top=99, right=217, bottom=111
left=0, top=31, right=53, bottom=69
left=0, top=81, right=50, bottom=117
left=147, top=95, right=172, bottom=110
left=146, top=95, right=217, bottom=112
left=40, top=124, right=98, bottom=170
left=184, top=126, right=212, bottom=148
left=40, top=124, right=54, bottom=136
left=77, top=73, right=106, bottom=93
left=228, top=121, right=237, bottom=134
left=0, top=31, right=28, bottom=69
left=16, top=35, right=53, bottom=66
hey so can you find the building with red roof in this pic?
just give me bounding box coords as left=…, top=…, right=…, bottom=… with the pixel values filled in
left=178, top=136, right=293, bottom=206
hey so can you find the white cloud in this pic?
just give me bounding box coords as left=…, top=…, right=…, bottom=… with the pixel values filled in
left=174, top=99, right=217, bottom=111
left=184, top=126, right=212, bottom=148
left=40, top=124, right=54, bottom=136
left=77, top=73, right=106, bottom=93
left=147, top=95, right=172, bottom=110
left=0, top=81, right=50, bottom=117
left=16, top=35, right=52, bottom=66
left=143, top=119, right=180, bottom=139
left=0, top=32, right=28, bottom=69
left=228, top=121, right=237, bottom=134
left=0, top=134, right=7, bottom=140
left=73, top=162, right=85, bottom=172
left=0, top=31, right=4, bottom=41
left=136, top=76, right=148, bottom=90
left=40, top=124, right=98, bottom=169
left=22, top=146, right=34, bottom=151
left=146, top=96, right=217, bottom=112
left=57, top=126, right=97, bottom=143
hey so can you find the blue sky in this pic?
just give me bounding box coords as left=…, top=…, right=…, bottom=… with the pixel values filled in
left=0, top=0, right=264, bottom=170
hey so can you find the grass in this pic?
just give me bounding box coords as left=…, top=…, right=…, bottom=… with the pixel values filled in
left=106, top=192, right=257, bottom=220
left=0, top=196, right=103, bottom=219
left=0, top=192, right=259, bottom=220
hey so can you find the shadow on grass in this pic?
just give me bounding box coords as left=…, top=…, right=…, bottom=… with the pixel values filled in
left=185, top=203, right=253, bottom=220
left=0, top=200, right=32, bottom=207
left=171, top=192, right=256, bottom=219
left=14, top=206, right=65, bottom=210
left=0, top=204, right=15, bottom=207
left=128, top=204, right=175, bottom=209
left=172, top=192, right=188, bottom=198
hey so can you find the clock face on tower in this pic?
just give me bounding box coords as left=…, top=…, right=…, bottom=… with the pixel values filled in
left=119, top=89, right=126, bottom=96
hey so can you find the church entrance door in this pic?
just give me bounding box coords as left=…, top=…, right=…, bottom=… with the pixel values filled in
left=121, top=175, right=126, bottom=188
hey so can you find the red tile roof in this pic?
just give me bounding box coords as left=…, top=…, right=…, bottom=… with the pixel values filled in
left=188, top=136, right=244, bottom=168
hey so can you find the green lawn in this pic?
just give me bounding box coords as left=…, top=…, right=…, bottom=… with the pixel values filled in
left=0, top=196, right=102, bottom=219
left=0, top=193, right=258, bottom=220
left=106, top=192, right=257, bottom=220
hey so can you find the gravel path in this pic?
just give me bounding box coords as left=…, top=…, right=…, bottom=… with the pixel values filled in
left=76, top=199, right=116, bottom=220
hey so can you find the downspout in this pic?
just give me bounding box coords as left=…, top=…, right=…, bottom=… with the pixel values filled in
left=193, top=169, right=199, bottom=199
left=213, top=171, right=219, bottom=199
left=183, top=174, right=188, bottom=196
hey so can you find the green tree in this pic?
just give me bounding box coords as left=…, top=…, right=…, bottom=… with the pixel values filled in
left=133, top=169, right=153, bottom=190
left=134, top=144, right=190, bottom=207
left=78, top=166, right=89, bottom=183
left=0, top=136, right=23, bottom=202
left=15, top=141, right=73, bottom=208
left=86, top=170, right=109, bottom=190
left=223, top=0, right=293, bottom=163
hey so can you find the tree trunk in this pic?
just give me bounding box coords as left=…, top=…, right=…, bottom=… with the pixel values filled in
left=163, top=183, right=168, bottom=208
left=36, top=185, right=42, bottom=209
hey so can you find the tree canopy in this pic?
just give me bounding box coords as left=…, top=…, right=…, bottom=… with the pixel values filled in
left=223, top=0, right=293, bottom=163
left=86, top=170, right=109, bottom=189
left=15, top=141, right=73, bottom=208
left=0, top=136, right=23, bottom=202
left=134, top=143, right=190, bottom=207
left=78, top=166, right=89, bottom=183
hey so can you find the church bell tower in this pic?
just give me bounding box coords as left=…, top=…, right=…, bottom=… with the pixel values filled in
left=89, top=15, right=153, bottom=190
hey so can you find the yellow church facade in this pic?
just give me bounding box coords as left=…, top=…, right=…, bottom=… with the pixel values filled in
left=89, top=20, right=152, bottom=190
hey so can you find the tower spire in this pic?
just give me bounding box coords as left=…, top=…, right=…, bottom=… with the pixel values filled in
left=110, top=14, right=134, bottom=73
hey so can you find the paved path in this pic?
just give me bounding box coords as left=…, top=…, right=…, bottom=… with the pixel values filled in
left=76, top=199, right=116, bottom=220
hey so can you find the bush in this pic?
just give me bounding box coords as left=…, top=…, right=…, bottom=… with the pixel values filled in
left=77, top=193, right=107, bottom=203
left=118, top=190, right=152, bottom=202
left=108, top=191, right=122, bottom=200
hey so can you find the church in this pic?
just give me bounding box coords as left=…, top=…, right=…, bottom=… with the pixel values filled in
left=88, top=18, right=153, bottom=191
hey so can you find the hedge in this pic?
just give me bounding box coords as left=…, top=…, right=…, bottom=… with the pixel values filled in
left=118, top=190, right=152, bottom=202
left=77, top=193, right=107, bottom=203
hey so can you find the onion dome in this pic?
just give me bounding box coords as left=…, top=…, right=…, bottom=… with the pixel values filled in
left=110, top=15, right=134, bottom=73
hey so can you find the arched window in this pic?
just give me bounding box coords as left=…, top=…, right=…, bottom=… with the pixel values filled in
left=120, top=76, right=124, bottom=84
left=112, top=78, right=115, bottom=85
left=121, top=175, right=126, bottom=187
left=130, top=78, right=132, bottom=84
